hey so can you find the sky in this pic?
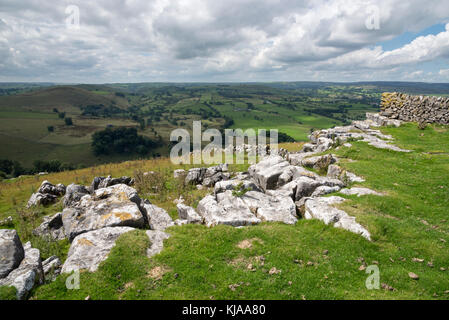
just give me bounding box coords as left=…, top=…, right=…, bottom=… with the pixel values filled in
left=1, top=0, right=449, bottom=83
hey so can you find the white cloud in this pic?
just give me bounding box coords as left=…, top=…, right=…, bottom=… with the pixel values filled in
left=0, top=0, right=449, bottom=82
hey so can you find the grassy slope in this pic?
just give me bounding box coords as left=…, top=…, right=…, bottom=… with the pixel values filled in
left=1, top=123, right=449, bottom=300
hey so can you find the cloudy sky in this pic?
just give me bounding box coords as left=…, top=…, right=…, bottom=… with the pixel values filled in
left=1, top=0, right=449, bottom=83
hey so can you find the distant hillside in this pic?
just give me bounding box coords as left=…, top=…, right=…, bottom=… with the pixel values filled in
left=0, top=86, right=129, bottom=113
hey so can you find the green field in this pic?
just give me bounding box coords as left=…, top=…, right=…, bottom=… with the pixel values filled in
left=0, top=122, right=448, bottom=300
left=1, top=81, right=449, bottom=171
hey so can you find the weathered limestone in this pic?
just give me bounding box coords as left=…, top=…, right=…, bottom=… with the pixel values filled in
left=62, top=227, right=135, bottom=273
left=63, top=183, right=90, bottom=208
left=42, top=256, right=61, bottom=281
left=0, top=229, right=25, bottom=279
left=327, top=165, right=365, bottom=183
left=62, top=184, right=146, bottom=241
left=248, top=155, right=291, bottom=191
left=304, top=197, right=371, bottom=240
left=0, top=242, right=44, bottom=300
left=176, top=204, right=203, bottom=224
left=340, top=187, right=383, bottom=197
left=197, top=193, right=261, bottom=227
left=185, top=164, right=230, bottom=187
left=214, top=179, right=260, bottom=195
left=91, top=175, right=134, bottom=191
left=146, top=230, right=171, bottom=258
left=27, top=181, right=66, bottom=208
left=32, top=212, right=65, bottom=241
left=143, top=202, right=174, bottom=230
left=241, top=191, right=297, bottom=224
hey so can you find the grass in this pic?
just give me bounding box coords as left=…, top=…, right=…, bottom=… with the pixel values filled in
left=2, top=122, right=449, bottom=300
left=0, top=286, right=17, bottom=300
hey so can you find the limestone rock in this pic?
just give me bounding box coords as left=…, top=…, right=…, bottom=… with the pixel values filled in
left=176, top=204, right=203, bottom=224
left=197, top=193, right=261, bottom=227
left=0, top=216, right=13, bottom=227
left=63, top=183, right=90, bottom=208
left=311, top=185, right=341, bottom=197
left=173, top=169, right=187, bottom=179
left=42, top=256, right=61, bottom=281
left=91, top=176, right=134, bottom=191
left=301, top=154, right=336, bottom=170
left=143, top=203, right=174, bottom=230
left=304, top=196, right=371, bottom=240
left=146, top=230, right=170, bottom=258
left=32, top=212, right=65, bottom=241
left=248, top=155, right=291, bottom=191
left=241, top=191, right=297, bottom=224
left=27, top=181, right=66, bottom=208
left=214, top=179, right=260, bottom=195
left=62, top=184, right=146, bottom=241
left=0, top=242, right=44, bottom=300
left=61, top=227, right=135, bottom=273
left=0, top=229, right=25, bottom=279
left=27, top=193, right=58, bottom=208
left=185, top=168, right=206, bottom=185
left=340, top=187, right=383, bottom=197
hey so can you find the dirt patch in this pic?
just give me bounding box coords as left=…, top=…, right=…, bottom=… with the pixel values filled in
left=147, top=265, right=172, bottom=280
left=228, top=255, right=265, bottom=269
left=236, top=238, right=264, bottom=249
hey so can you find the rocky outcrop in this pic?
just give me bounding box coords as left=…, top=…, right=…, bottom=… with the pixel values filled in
left=304, top=196, right=371, bottom=240
left=143, top=202, right=174, bottom=231
left=381, top=92, right=449, bottom=125
left=184, top=164, right=230, bottom=187
left=32, top=212, right=65, bottom=241
left=61, top=227, right=135, bottom=273
left=248, top=155, right=291, bottom=191
left=0, top=229, right=25, bottom=279
left=63, top=184, right=90, bottom=208
left=0, top=241, right=44, bottom=300
left=91, top=175, right=134, bottom=191
left=197, top=193, right=261, bottom=227
left=62, top=184, right=146, bottom=241
left=327, top=165, right=365, bottom=183
left=302, top=113, right=411, bottom=153
left=27, top=181, right=66, bottom=208
left=176, top=204, right=203, bottom=224
left=214, top=179, right=260, bottom=195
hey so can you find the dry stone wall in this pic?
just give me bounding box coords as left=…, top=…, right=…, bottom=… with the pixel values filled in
left=380, top=92, right=449, bottom=124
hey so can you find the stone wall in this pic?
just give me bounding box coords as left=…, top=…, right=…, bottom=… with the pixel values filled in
left=380, top=92, right=449, bottom=124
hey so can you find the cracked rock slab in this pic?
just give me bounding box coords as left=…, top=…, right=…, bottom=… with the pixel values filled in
left=62, top=227, right=135, bottom=273
left=304, top=196, right=371, bottom=240
left=62, top=184, right=146, bottom=241
left=241, top=191, right=298, bottom=224
left=197, top=193, right=261, bottom=227
left=248, top=155, right=291, bottom=191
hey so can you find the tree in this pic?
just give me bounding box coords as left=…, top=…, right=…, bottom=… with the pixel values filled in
left=58, top=112, right=66, bottom=119
left=65, top=117, right=73, bottom=126
left=91, top=127, right=161, bottom=156
left=47, top=126, right=54, bottom=132
left=53, top=108, right=59, bottom=113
